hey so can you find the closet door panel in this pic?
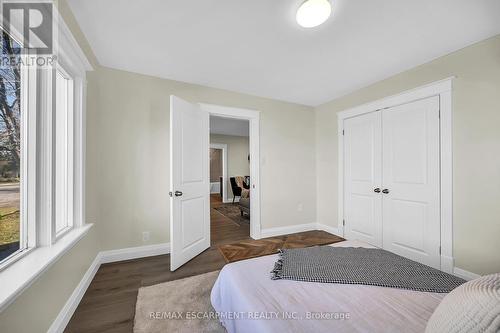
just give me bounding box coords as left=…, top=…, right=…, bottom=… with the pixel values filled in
left=344, top=111, right=382, bottom=247
left=382, top=96, right=441, bottom=268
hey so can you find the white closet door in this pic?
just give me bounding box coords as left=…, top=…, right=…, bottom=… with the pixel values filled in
left=344, top=111, right=383, bottom=247
left=382, top=96, right=440, bottom=268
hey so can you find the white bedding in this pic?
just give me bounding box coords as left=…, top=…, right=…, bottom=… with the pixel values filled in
left=211, top=240, right=445, bottom=333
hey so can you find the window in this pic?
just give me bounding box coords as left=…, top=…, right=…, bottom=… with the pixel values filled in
left=55, top=67, right=74, bottom=237
left=0, top=30, right=24, bottom=264
left=0, top=7, right=92, bottom=310
left=0, top=19, right=89, bottom=271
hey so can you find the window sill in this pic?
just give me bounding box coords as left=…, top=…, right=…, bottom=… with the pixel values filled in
left=0, top=223, right=93, bottom=313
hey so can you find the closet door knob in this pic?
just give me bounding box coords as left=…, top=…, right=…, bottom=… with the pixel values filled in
left=374, top=188, right=381, bottom=193
left=382, top=189, right=390, bottom=194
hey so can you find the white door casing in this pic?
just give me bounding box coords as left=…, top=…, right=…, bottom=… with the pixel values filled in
left=338, top=78, right=453, bottom=273
left=170, top=96, right=210, bottom=271
left=210, top=143, right=228, bottom=203
left=343, top=96, right=441, bottom=268
left=381, top=96, right=441, bottom=268
left=344, top=111, right=383, bottom=247
left=201, top=103, right=261, bottom=239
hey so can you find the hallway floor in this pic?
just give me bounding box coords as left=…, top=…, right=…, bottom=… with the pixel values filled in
left=65, top=195, right=338, bottom=332
left=65, top=194, right=250, bottom=332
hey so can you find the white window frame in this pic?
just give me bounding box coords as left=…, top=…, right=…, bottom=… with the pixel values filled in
left=53, top=64, right=75, bottom=240
left=0, top=6, right=93, bottom=312
left=0, top=31, right=37, bottom=270
left=36, top=8, right=91, bottom=247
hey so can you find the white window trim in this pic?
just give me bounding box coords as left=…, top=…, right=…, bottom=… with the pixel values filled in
left=0, top=52, right=37, bottom=270
left=53, top=64, right=75, bottom=241
left=0, top=6, right=93, bottom=312
left=42, top=6, right=92, bottom=245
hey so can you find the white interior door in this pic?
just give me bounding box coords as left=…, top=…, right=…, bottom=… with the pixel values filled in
left=170, top=95, right=210, bottom=271
left=382, top=96, right=441, bottom=268
left=344, top=111, right=383, bottom=247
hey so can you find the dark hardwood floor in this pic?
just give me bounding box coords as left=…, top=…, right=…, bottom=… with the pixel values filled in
left=65, top=194, right=249, bottom=332
left=210, top=194, right=250, bottom=247
left=65, top=195, right=338, bottom=332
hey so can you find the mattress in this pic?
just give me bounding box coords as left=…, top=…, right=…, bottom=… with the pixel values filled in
left=210, top=240, right=445, bottom=333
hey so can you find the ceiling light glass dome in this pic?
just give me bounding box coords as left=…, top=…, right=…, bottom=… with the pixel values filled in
left=296, top=0, right=332, bottom=28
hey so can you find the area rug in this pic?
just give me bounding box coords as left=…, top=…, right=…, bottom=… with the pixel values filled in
left=218, top=230, right=345, bottom=263
left=213, top=204, right=249, bottom=226
left=134, top=270, right=225, bottom=333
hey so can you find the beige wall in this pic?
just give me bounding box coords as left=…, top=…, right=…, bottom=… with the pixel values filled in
left=210, top=134, right=250, bottom=199
left=91, top=66, right=316, bottom=251
left=0, top=229, right=100, bottom=333
left=315, top=34, right=500, bottom=276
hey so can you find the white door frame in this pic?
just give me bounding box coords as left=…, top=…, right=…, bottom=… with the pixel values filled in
left=337, top=77, right=454, bottom=273
left=209, top=143, right=228, bottom=202
left=202, top=103, right=261, bottom=240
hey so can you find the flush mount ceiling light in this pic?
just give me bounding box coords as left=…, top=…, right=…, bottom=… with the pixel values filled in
left=296, top=0, right=332, bottom=28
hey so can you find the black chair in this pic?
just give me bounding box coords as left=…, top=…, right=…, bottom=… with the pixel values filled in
left=229, top=177, right=242, bottom=203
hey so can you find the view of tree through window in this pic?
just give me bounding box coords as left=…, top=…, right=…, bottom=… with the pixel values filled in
left=0, top=30, right=22, bottom=262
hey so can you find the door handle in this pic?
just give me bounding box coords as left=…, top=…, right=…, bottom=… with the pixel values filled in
left=374, top=188, right=381, bottom=193
left=382, top=189, right=390, bottom=194
left=174, top=191, right=183, bottom=197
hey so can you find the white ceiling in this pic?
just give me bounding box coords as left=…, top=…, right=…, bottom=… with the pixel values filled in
left=210, top=116, right=249, bottom=137
left=68, top=0, right=500, bottom=106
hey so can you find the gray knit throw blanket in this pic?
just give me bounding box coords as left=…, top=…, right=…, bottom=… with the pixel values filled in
left=271, top=246, right=465, bottom=293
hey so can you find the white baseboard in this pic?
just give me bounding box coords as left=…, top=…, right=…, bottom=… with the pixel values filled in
left=260, top=223, right=317, bottom=238
left=317, top=223, right=478, bottom=281
left=453, top=267, right=481, bottom=281
left=47, top=253, right=102, bottom=333
left=49, top=243, right=171, bottom=332
left=49, top=222, right=481, bottom=333
left=316, top=223, right=341, bottom=236
left=210, top=183, right=220, bottom=194
left=100, top=243, right=171, bottom=264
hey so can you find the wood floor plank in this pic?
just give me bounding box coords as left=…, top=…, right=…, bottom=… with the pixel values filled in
left=65, top=195, right=342, bottom=332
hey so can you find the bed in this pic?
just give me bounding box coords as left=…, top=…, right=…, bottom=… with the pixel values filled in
left=211, top=240, right=446, bottom=333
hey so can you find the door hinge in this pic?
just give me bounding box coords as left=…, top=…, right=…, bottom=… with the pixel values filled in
left=342, top=219, right=345, bottom=226
left=439, top=246, right=441, bottom=255
left=342, top=129, right=345, bottom=136
left=438, top=109, right=441, bottom=119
